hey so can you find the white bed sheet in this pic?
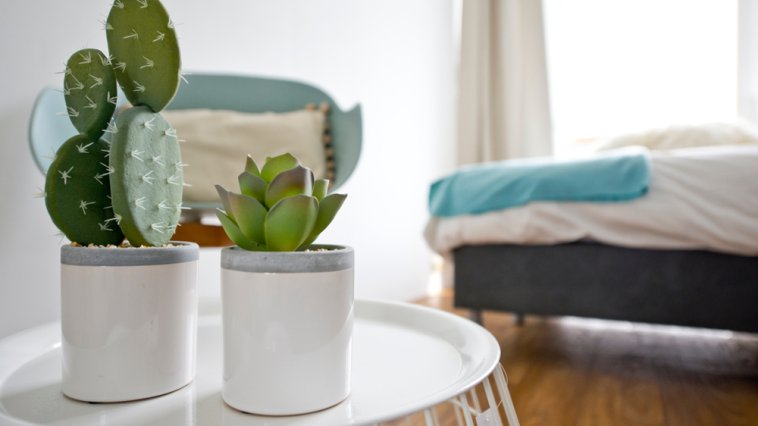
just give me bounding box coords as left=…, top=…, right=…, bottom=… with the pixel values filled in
left=424, top=145, right=758, bottom=256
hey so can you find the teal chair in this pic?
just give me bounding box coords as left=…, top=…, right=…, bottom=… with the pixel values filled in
left=29, top=73, right=363, bottom=205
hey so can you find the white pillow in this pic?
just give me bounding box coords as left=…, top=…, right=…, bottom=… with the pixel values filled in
left=162, top=108, right=328, bottom=203
left=595, top=121, right=758, bottom=152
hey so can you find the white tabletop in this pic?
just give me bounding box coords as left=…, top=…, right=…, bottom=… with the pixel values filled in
left=0, top=299, right=501, bottom=426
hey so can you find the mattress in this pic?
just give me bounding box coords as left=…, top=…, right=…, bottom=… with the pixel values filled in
left=425, top=144, right=758, bottom=256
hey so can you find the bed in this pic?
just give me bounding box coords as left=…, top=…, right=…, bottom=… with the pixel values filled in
left=425, top=143, right=758, bottom=333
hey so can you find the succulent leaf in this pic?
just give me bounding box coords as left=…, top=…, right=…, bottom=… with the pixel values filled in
left=64, top=48, right=117, bottom=140
left=227, top=192, right=266, bottom=244
left=215, top=185, right=235, bottom=222
left=245, top=155, right=260, bottom=176
left=313, top=179, right=329, bottom=201
left=264, top=195, right=318, bottom=251
left=106, top=0, right=181, bottom=111
left=238, top=171, right=266, bottom=202
left=264, top=165, right=314, bottom=209
left=260, top=153, right=298, bottom=182
left=298, top=193, right=347, bottom=250
left=216, top=209, right=262, bottom=251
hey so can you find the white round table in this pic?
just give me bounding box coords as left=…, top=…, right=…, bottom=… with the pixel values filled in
left=0, top=299, right=518, bottom=425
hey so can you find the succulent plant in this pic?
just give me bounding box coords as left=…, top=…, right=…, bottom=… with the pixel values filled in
left=216, top=154, right=347, bottom=251
left=43, top=0, right=185, bottom=247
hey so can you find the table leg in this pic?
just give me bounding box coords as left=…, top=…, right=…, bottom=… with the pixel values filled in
left=494, top=365, right=520, bottom=426
left=469, top=309, right=483, bottom=325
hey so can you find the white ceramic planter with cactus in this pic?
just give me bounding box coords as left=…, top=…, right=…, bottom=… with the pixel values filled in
left=39, top=0, right=198, bottom=404
left=60, top=243, right=199, bottom=402
left=221, top=246, right=354, bottom=415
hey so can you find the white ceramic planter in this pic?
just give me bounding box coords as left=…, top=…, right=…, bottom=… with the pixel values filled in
left=60, top=242, right=199, bottom=402
left=221, top=245, right=354, bottom=415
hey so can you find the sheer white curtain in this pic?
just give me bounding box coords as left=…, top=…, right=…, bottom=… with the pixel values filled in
left=457, top=0, right=553, bottom=165
left=739, top=0, right=758, bottom=124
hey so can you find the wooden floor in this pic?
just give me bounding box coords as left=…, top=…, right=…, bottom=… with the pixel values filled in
left=409, top=289, right=758, bottom=426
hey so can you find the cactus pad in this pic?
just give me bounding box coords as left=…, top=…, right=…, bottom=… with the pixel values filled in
left=106, top=0, right=180, bottom=112
left=45, top=135, right=124, bottom=245
left=109, top=106, right=183, bottom=246
left=63, top=49, right=117, bottom=141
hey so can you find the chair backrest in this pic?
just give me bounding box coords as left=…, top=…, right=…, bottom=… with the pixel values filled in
left=29, top=73, right=362, bottom=207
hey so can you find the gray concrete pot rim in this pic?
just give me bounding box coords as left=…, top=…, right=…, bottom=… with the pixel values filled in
left=61, top=241, right=199, bottom=267
left=222, top=244, right=354, bottom=273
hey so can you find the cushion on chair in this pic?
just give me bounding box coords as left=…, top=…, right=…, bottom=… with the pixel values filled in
left=163, top=107, right=330, bottom=203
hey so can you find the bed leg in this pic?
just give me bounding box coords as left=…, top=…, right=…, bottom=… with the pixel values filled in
left=514, top=312, right=525, bottom=326
left=469, top=309, right=483, bottom=325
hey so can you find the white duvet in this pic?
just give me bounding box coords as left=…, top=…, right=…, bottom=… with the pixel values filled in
left=424, top=145, right=758, bottom=256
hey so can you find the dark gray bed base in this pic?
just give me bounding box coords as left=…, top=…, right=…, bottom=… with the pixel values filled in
left=454, top=242, right=758, bottom=333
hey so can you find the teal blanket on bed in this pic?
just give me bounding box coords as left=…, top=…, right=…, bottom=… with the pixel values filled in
left=429, top=150, right=651, bottom=217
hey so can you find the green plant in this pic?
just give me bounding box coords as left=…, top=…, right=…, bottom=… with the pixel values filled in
left=45, top=134, right=125, bottom=246
left=108, top=106, right=184, bottom=246
left=106, top=0, right=181, bottom=112
left=63, top=49, right=118, bottom=141
left=45, top=47, right=125, bottom=246
left=44, top=0, right=185, bottom=247
left=215, top=154, right=347, bottom=251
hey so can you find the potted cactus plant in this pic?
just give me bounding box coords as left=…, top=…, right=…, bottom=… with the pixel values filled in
left=215, top=153, right=352, bottom=415
left=43, top=0, right=198, bottom=402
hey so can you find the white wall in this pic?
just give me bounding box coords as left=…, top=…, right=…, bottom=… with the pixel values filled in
left=0, top=0, right=455, bottom=337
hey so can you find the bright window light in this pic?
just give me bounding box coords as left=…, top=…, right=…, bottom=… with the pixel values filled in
left=543, top=0, right=738, bottom=156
